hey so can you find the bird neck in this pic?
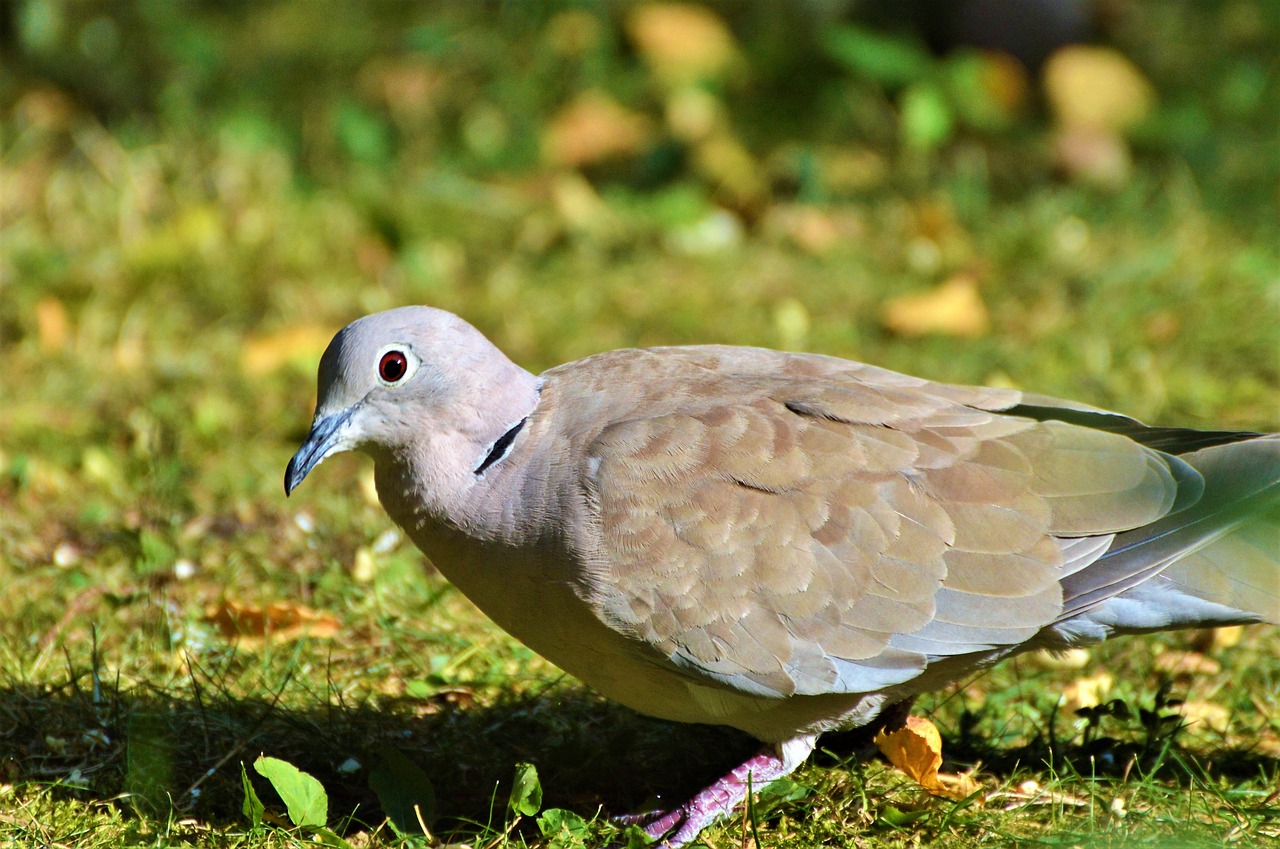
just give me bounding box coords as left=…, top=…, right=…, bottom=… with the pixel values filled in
left=374, top=362, right=543, bottom=543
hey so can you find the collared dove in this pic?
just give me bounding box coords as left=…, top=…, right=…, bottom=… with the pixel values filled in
left=286, top=305, right=1279, bottom=847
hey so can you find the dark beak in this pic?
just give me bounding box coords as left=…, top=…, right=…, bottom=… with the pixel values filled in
left=285, top=407, right=354, bottom=496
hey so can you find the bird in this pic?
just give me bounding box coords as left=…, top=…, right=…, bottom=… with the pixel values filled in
left=285, top=305, right=1279, bottom=847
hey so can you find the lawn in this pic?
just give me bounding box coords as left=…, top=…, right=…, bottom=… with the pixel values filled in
left=1, top=3, right=1278, bottom=847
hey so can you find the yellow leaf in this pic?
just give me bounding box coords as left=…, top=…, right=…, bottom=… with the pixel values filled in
left=241, top=325, right=334, bottom=376
left=1153, top=649, right=1221, bottom=677
left=35, top=297, right=69, bottom=353
left=1060, top=670, right=1113, bottom=713
left=1192, top=625, right=1243, bottom=652
left=876, top=716, right=942, bottom=790
left=881, top=274, right=989, bottom=338
left=542, top=92, right=653, bottom=167
left=875, top=716, right=976, bottom=799
left=626, top=3, right=738, bottom=86
left=1177, top=700, right=1231, bottom=734
left=205, top=600, right=341, bottom=647
left=1043, top=46, right=1155, bottom=134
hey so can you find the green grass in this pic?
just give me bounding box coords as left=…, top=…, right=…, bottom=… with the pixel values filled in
left=2, top=4, right=1279, bottom=847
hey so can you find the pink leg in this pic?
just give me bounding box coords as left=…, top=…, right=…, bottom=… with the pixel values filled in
left=616, top=736, right=816, bottom=848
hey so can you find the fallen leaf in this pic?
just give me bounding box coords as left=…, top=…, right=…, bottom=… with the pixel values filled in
left=626, top=3, right=739, bottom=86
left=543, top=93, right=653, bottom=167
left=1154, top=649, right=1221, bottom=677
left=761, top=204, right=864, bottom=255
left=1192, top=625, right=1244, bottom=652
left=35, top=297, right=70, bottom=353
left=881, top=273, right=989, bottom=338
left=206, top=600, right=340, bottom=646
left=1043, top=45, right=1155, bottom=133
left=1177, top=700, right=1231, bottom=734
left=875, top=716, right=978, bottom=800
left=665, top=86, right=722, bottom=142
left=241, top=325, right=334, bottom=376
left=1060, top=670, right=1113, bottom=713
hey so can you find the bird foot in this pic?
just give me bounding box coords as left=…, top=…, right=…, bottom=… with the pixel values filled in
left=611, top=736, right=815, bottom=848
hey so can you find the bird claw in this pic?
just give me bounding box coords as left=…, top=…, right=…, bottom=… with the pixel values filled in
left=607, top=744, right=804, bottom=847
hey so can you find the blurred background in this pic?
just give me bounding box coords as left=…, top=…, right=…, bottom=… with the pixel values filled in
left=3, top=1, right=1278, bottom=386
left=1, top=1, right=1279, bottom=843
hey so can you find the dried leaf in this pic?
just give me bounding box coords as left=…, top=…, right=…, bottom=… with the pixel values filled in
left=876, top=716, right=942, bottom=789
left=1177, top=700, right=1231, bottom=734
left=626, top=3, right=738, bottom=86
left=206, top=600, right=341, bottom=646
left=1154, top=649, right=1221, bottom=677
left=762, top=204, right=864, bottom=255
left=875, top=716, right=977, bottom=800
left=1192, top=625, right=1244, bottom=652
left=35, top=297, right=69, bottom=353
left=542, top=92, right=653, bottom=168
left=881, top=274, right=989, bottom=338
left=1060, top=670, right=1113, bottom=713
left=1043, top=46, right=1155, bottom=133
left=242, top=325, right=334, bottom=376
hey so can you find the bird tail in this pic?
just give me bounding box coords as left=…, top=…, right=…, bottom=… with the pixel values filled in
left=1059, top=434, right=1280, bottom=634
left=1150, top=436, right=1279, bottom=623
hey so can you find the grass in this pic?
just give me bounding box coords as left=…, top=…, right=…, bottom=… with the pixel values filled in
left=2, top=4, right=1279, bottom=847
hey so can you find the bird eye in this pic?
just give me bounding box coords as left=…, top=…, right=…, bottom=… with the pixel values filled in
left=379, top=350, right=409, bottom=383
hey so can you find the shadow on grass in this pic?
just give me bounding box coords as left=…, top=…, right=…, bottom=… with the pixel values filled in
left=0, top=672, right=756, bottom=839
left=3, top=670, right=1276, bottom=840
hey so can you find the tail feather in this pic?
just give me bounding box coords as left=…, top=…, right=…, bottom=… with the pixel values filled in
left=1159, top=512, right=1280, bottom=623
left=1060, top=435, right=1280, bottom=626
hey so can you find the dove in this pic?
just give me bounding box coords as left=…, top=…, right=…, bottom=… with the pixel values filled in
left=285, top=305, right=1279, bottom=847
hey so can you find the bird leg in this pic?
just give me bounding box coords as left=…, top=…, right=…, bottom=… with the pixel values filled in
left=615, top=735, right=816, bottom=848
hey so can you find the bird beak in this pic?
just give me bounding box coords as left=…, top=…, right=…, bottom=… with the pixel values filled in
left=285, top=407, right=355, bottom=496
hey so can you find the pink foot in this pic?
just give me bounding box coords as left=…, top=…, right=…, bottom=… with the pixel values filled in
left=614, top=736, right=816, bottom=848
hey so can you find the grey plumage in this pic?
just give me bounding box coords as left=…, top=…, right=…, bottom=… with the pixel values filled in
left=286, top=306, right=1279, bottom=847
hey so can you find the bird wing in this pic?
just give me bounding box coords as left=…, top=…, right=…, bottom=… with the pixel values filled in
left=572, top=349, right=1185, bottom=699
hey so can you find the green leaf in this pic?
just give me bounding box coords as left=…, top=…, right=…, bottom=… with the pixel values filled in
left=880, top=804, right=930, bottom=827
left=314, top=826, right=356, bottom=848
left=508, top=762, right=542, bottom=817
left=900, top=82, right=955, bottom=152
left=136, top=529, right=176, bottom=576
left=368, top=746, right=436, bottom=836
left=823, top=25, right=933, bottom=87
left=537, top=807, right=588, bottom=843
left=754, top=776, right=812, bottom=806
left=240, top=762, right=264, bottom=829
left=253, top=755, right=328, bottom=828
left=335, top=100, right=392, bottom=164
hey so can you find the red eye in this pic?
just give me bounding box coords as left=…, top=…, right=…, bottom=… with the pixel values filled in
left=379, top=350, right=408, bottom=383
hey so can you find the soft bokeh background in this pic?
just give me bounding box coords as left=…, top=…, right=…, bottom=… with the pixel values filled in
left=1, top=2, right=1278, bottom=847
